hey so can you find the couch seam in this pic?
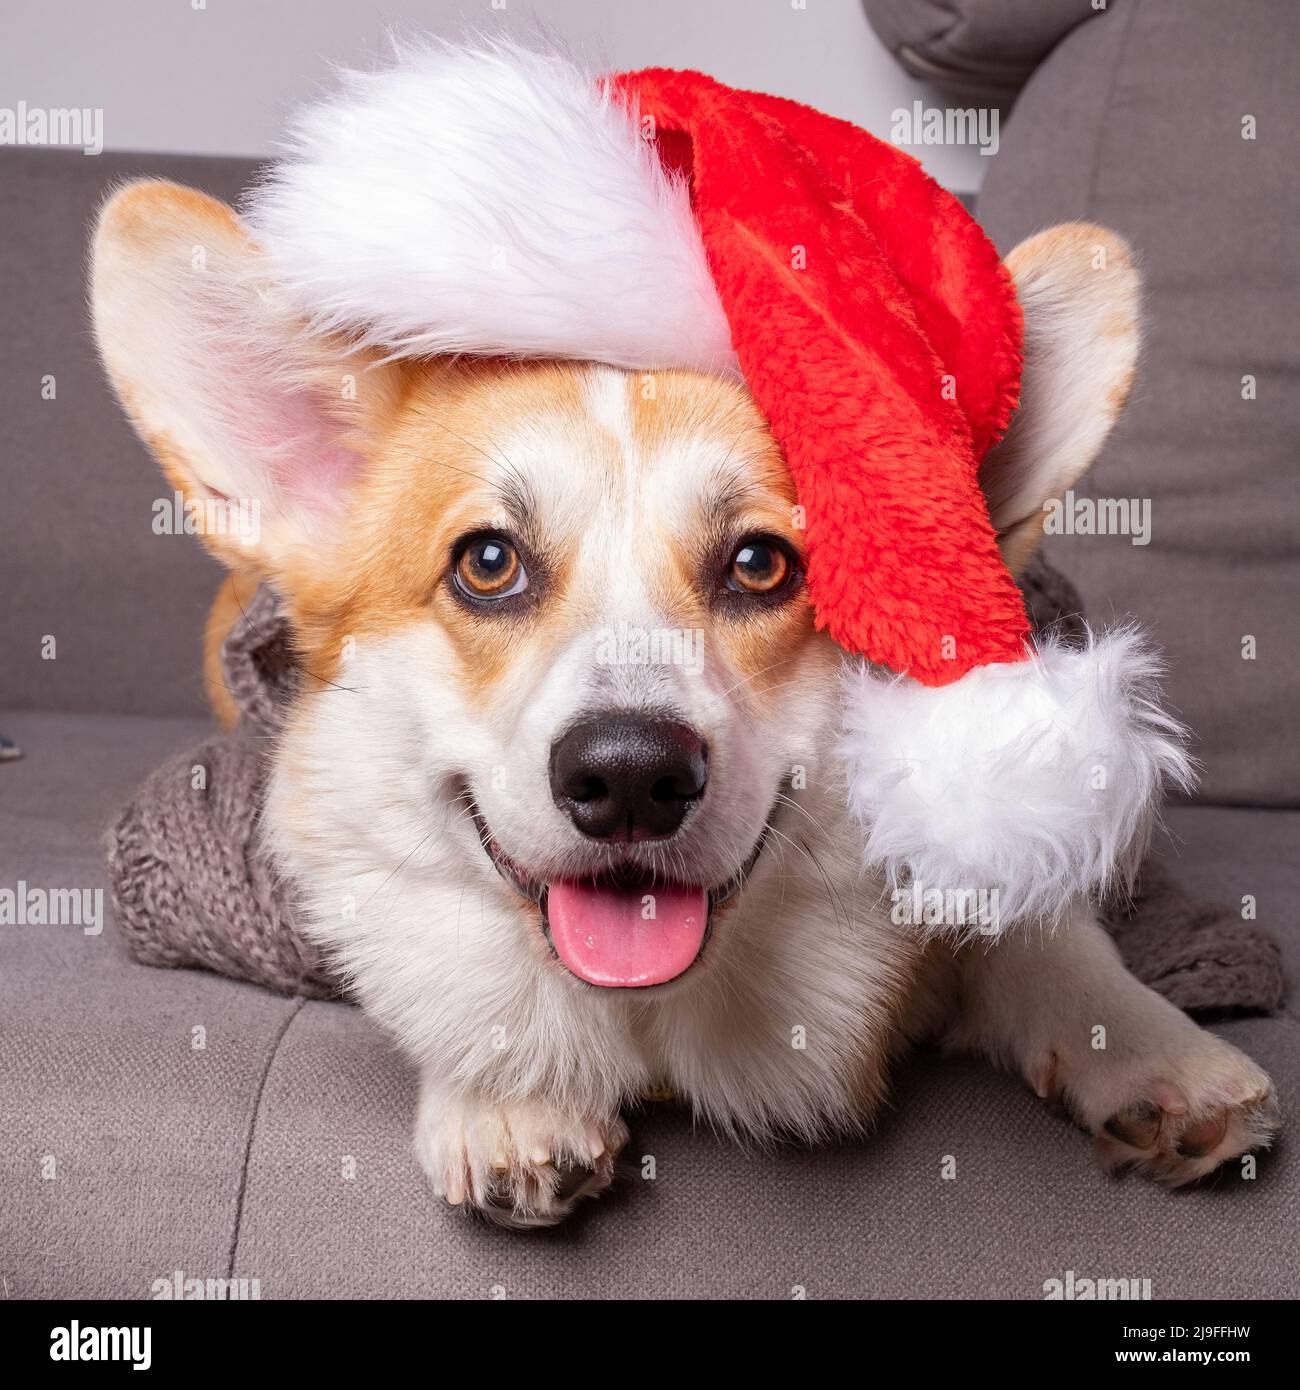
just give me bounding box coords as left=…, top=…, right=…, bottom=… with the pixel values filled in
left=224, top=996, right=306, bottom=1280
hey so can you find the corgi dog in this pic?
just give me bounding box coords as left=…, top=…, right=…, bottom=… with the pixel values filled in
left=92, top=177, right=1278, bottom=1229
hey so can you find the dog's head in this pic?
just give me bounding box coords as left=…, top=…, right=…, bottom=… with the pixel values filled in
left=93, top=183, right=1140, bottom=995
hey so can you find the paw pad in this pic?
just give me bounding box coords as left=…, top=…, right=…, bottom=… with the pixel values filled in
left=1095, top=1081, right=1279, bottom=1187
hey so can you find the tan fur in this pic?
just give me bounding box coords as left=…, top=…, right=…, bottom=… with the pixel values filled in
left=269, top=359, right=816, bottom=719
left=94, top=184, right=272, bottom=573
left=205, top=571, right=261, bottom=730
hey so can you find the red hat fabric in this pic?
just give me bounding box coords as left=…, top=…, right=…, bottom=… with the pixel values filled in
left=609, top=69, right=1029, bottom=685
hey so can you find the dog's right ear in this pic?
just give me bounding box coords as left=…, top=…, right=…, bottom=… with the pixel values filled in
left=980, top=223, right=1142, bottom=577
left=91, top=179, right=399, bottom=575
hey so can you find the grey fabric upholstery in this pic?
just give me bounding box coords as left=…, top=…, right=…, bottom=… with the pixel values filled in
left=860, top=0, right=1097, bottom=104
left=0, top=150, right=258, bottom=719
left=2, top=709, right=1297, bottom=1298
left=975, top=0, right=1300, bottom=806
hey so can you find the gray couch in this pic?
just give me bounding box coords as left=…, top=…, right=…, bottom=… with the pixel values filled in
left=3, top=0, right=1296, bottom=1298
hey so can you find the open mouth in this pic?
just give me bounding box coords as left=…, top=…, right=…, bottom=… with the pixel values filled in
left=462, top=793, right=768, bottom=990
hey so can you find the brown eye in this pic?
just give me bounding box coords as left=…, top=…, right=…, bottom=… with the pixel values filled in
left=727, top=536, right=791, bottom=595
left=454, top=535, right=527, bottom=599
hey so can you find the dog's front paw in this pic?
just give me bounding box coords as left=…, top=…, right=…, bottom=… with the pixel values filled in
left=1035, top=1025, right=1279, bottom=1186
left=414, top=1091, right=628, bottom=1229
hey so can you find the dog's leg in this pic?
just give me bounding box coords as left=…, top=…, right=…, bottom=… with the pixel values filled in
left=413, top=1074, right=628, bottom=1228
left=944, top=906, right=1279, bottom=1184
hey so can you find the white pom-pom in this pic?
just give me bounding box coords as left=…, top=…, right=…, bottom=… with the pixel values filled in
left=838, top=628, right=1195, bottom=932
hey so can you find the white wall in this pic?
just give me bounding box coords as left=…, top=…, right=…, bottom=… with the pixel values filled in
left=1, top=0, right=989, bottom=191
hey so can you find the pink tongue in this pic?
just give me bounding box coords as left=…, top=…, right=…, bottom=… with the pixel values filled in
left=546, top=879, right=709, bottom=988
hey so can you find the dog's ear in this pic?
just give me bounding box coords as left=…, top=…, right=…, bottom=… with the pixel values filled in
left=980, top=223, right=1141, bottom=575
left=91, top=180, right=401, bottom=575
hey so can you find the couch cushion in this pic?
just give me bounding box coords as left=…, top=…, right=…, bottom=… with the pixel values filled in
left=0, top=708, right=301, bottom=1298
left=3, top=709, right=1292, bottom=1297
left=0, top=150, right=259, bottom=719
left=975, top=0, right=1300, bottom=806
left=861, top=0, right=1097, bottom=104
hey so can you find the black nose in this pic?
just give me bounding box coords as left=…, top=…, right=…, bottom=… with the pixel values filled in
left=549, top=714, right=708, bottom=841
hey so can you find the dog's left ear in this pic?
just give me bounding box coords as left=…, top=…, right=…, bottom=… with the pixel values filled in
left=980, top=223, right=1141, bottom=575
left=91, top=180, right=405, bottom=578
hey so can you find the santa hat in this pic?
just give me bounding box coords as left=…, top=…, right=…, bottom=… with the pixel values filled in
left=246, top=43, right=1191, bottom=930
